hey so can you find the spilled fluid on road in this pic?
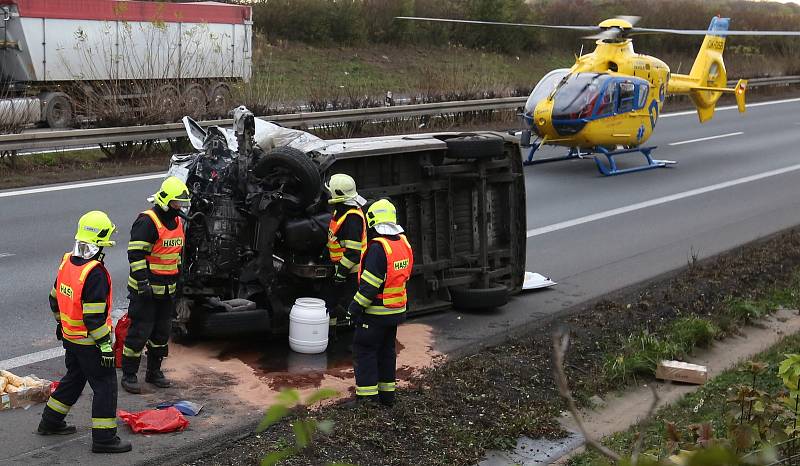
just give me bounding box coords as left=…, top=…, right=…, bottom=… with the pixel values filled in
left=164, top=324, right=437, bottom=408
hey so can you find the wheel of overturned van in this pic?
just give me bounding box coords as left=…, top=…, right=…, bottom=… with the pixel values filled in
left=449, top=285, right=510, bottom=311
left=445, top=135, right=505, bottom=160
left=44, top=92, right=74, bottom=129
left=253, top=146, right=322, bottom=211
left=207, top=82, right=231, bottom=118
left=182, top=83, right=208, bottom=119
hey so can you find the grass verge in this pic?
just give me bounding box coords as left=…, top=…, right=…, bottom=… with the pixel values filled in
left=599, top=275, right=800, bottom=388
left=0, top=148, right=170, bottom=191
left=569, top=332, right=800, bottom=465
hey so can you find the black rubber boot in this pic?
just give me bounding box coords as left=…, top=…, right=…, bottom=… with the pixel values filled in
left=37, top=419, right=77, bottom=436
left=92, top=436, right=132, bottom=454
left=341, top=395, right=378, bottom=409
left=378, top=391, right=395, bottom=407
left=120, top=374, right=141, bottom=394
left=145, top=356, right=171, bottom=388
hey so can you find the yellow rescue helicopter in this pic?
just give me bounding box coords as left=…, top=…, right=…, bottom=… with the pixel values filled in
left=399, top=16, right=800, bottom=175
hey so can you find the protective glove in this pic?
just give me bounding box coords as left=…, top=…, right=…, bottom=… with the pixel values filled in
left=137, top=279, right=153, bottom=299
left=97, top=339, right=115, bottom=368
left=346, top=303, right=363, bottom=327
left=333, top=265, right=347, bottom=284
left=55, top=323, right=63, bottom=341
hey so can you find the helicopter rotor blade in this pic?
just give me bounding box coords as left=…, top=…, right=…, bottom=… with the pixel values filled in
left=395, top=16, right=600, bottom=32
left=615, top=15, right=641, bottom=26
left=583, top=30, right=622, bottom=40
left=630, top=27, right=800, bottom=36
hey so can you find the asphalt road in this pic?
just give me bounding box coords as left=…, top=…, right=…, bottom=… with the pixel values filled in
left=1, top=96, right=799, bottom=464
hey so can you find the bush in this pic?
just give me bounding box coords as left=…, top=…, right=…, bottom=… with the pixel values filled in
left=246, top=0, right=800, bottom=57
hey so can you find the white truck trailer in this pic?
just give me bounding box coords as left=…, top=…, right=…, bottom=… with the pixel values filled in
left=0, top=0, right=252, bottom=128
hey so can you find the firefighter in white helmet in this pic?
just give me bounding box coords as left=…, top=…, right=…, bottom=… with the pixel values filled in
left=324, top=174, right=368, bottom=335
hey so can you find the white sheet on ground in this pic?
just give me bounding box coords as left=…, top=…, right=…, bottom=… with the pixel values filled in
left=522, top=272, right=557, bottom=290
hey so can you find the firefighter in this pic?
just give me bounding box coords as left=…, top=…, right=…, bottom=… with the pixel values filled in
left=121, top=176, right=189, bottom=394
left=38, top=211, right=132, bottom=453
left=324, top=173, right=367, bottom=332
left=347, top=199, right=414, bottom=407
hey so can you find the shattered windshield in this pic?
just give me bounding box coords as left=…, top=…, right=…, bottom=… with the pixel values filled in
left=551, top=73, right=612, bottom=120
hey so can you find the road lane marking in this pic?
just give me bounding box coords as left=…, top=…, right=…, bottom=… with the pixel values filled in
left=0, top=173, right=165, bottom=198
left=527, top=162, right=800, bottom=238
left=0, top=347, right=65, bottom=371
left=660, top=97, right=800, bottom=118
left=668, top=131, right=743, bottom=146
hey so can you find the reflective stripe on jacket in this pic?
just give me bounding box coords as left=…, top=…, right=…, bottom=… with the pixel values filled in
left=359, top=234, right=413, bottom=315
left=327, top=208, right=367, bottom=271
left=55, top=253, right=112, bottom=345
left=142, top=210, right=185, bottom=276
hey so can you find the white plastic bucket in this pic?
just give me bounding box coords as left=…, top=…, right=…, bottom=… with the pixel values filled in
left=289, top=297, right=329, bottom=354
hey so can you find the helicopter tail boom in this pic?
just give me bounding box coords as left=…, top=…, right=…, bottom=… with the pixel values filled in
left=667, top=17, right=743, bottom=123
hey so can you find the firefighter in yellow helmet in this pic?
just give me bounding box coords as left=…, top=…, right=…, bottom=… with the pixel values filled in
left=324, top=174, right=367, bottom=335
left=347, top=199, right=413, bottom=407
left=39, top=211, right=132, bottom=453
left=121, top=177, right=189, bottom=394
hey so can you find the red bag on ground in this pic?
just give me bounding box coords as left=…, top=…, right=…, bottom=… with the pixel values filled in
left=114, top=314, right=131, bottom=368
left=118, top=407, right=189, bottom=434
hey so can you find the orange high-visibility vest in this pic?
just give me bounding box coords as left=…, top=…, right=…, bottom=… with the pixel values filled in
left=359, top=234, right=414, bottom=315
left=55, top=253, right=112, bottom=345
left=142, top=210, right=185, bottom=276
left=327, top=208, right=366, bottom=264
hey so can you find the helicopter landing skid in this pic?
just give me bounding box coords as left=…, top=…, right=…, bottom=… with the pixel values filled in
left=523, top=145, right=592, bottom=166
left=593, top=145, right=676, bottom=176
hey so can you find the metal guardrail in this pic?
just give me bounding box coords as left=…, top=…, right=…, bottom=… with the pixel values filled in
left=1, top=76, right=797, bottom=152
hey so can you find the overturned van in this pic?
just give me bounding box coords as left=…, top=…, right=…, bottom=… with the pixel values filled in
left=168, top=107, right=527, bottom=338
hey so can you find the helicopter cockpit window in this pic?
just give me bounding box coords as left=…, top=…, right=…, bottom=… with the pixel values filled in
left=524, top=68, right=570, bottom=117
left=617, top=81, right=636, bottom=113
left=637, top=83, right=649, bottom=109
left=551, top=73, right=612, bottom=121
left=596, top=84, right=617, bottom=117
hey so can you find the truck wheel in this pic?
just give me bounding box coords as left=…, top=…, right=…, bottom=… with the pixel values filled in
left=156, top=84, right=181, bottom=121
left=183, top=84, right=208, bottom=118
left=445, top=135, right=504, bottom=160
left=253, top=146, right=322, bottom=210
left=449, top=285, right=510, bottom=311
left=207, top=82, right=231, bottom=118
left=43, top=92, right=74, bottom=129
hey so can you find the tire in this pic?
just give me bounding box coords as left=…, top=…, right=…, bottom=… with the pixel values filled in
left=207, top=82, right=231, bottom=118
left=253, top=146, right=322, bottom=210
left=450, top=285, right=510, bottom=311
left=445, top=135, right=504, bottom=160
left=155, top=84, right=181, bottom=122
left=43, top=92, right=74, bottom=129
left=182, top=83, right=208, bottom=118
left=194, top=309, right=271, bottom=338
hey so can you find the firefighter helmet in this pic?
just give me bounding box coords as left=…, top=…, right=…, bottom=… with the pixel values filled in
left=154, top=176, right=191, bottom=211
left=74, top=211, right=116, bottom=247
left=366, top=199, right=397, bottom=228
